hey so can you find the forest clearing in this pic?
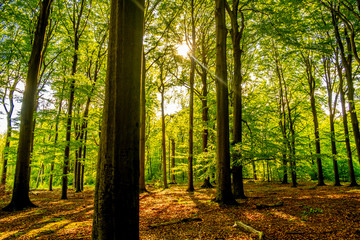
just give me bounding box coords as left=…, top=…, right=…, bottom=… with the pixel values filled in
left=1, top=181, right=360, bottom=240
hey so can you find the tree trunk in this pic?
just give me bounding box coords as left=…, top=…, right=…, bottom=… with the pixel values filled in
left=336, top=53, right=358, bottom=186
left=214, top=0, right=237, bottom=205
left=252, top=160, right=257, bottom=180
left=62, top=0, right=90, bottom=200
left=159, top=65, right=168, bottom=189
left=275, top=56, right=288, bottom=185
left=323, top=57, right=341, bottom=186
left=332, top=10, right=360, bottom=165
left=1, top=114, right=12, bottom=186
left=49, top=80, right=65, bottom=191
left=92, top=0, right=144, bottom=238
left=139, top=51, right=147, bottom=192
left=226, top=0, right=246, bottom=199
left=3, top=0, right=52, bottom=211
left=284, top=81, right=297, bottom=187
left=199, top=28, right=210, bottom=182
left=232, top=165, right=246, bottom=198
left=171, top=139, right=176, bottom=184
left=1, top=75, right=19, bottom=187
left=187, top=0, right=196, bottom=192
left=302, top=53, right=325, bottom=186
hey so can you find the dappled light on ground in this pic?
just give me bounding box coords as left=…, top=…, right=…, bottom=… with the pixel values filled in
left=1, top=182, right=360, bottom=239
left=243, top=211, right=265, bottom=221
left=270, top=209, right=302, bottom=223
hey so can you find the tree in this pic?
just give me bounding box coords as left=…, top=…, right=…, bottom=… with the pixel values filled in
left=158, top=62, right=168, bottom=189
left=74, top=22, right=107, bottom=192
left=301, top=51, right=325, bottom=186
left=214, top=0, right=237, bottom=205
left=322, top=56, right=341, bottom=186
left=225, top=0, right=247, bottom=199
left=334, top=49, right=358, bottom=186
left=330, top=6, right=360, bottom=166
left=186, top=0, right=196, bottom=192
left=91, top=0, right=144, bottom=238
left=62, top=0, right=92, bottom=200
left=170, top=138, right=176, bottom=184
left=49, top=81, right=65, bottom=191
left=273, top=43, right=289, bottom=185
left=140, top=51, right=147, bottom=192
left=3, top=0, right=53, bottom=211
left=1, top=67, right=20, bottom=187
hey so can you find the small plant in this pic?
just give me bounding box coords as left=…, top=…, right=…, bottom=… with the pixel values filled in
left=302, top=206, right=323, bottom=216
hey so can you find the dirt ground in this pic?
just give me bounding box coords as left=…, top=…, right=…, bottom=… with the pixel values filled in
left=1, top=181, right=360, bottom=239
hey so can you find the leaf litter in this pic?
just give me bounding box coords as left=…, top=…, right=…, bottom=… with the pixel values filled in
left=0, top=181, right=360, bottom=239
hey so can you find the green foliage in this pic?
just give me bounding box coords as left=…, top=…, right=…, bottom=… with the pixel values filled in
left=302, top=206, right=323, bottom=216
left=2, top=0, right=360, bottom=192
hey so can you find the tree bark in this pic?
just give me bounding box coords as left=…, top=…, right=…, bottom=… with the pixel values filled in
left=323, top=57, right=341, bottom=186
left=214, top=0, right=237, bottom=205
left=225, top=0, right=246, bottom=199
left=187, top=0, right=196, bottom=192
left=335, top=52, right=358, bottom=186
left=1, top=79, right=18, bottom=186
left=302, top=52, right=325, bottom=186
left=332, top=10, right=360, bottom=165
left=49, top=79, right=65, bottom=191
left=159, top=65, right=168, bottom=189
left=92, top=0, right=144, bottom=238
left=171, top=139, right=176, bottom=184
left=62, top=0, right=90, bottom=200
left=140, top=51, right=147, bottom=192
left=274, top=52, right=288, bottom=185
left=284, top=81, right=297, bottom=187
left=3, top=0, right=52, bottom=211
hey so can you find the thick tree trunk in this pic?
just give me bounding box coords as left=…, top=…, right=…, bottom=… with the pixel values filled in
left=3, top=0, right=52, bottom=211
left=92, top=0, right=144, bottom=238
left=214, top=0, right=237, bottom=205
left=226, top=1, right=246, bottom=199
left=232, top=165, right=246, bottom=198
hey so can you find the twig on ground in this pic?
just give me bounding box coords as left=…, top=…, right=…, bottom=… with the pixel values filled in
left=233, top=221, right=264, bottom=240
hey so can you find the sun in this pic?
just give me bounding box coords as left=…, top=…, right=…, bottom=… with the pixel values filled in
left=177, top=43, right=190, bottom=58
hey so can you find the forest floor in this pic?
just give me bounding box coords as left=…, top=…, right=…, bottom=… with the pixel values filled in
left=1, top=181, right=360, bottom=239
